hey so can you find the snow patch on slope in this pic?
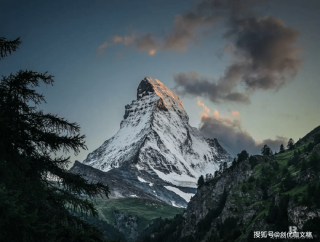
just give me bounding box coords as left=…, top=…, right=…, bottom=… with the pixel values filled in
left=137, top=176, right=147, bottom=183
left=164, top=186, right=194, bottom=202
left=171, top=201, right=185, bottom=208
left=153, top=169, right=197, bottom=188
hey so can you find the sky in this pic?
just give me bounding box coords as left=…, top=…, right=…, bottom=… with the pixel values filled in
left=1, top=0, right=320, bottom=164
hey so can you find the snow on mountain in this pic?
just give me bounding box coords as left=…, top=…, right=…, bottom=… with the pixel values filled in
left=81, top=77, right=232, bottom=205
left=164, top=186, right=194, bottom=203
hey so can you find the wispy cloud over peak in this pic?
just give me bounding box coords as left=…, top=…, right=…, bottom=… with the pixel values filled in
left=173, top=71, right=251, bottom=104
left=112, top=35, right=135, bottom=45
left=98, top=33, right=159, bottom=56
left=97, top=41, right=108, bottom=55
left=199, top=108, right=288, bottom=156
left=171, top=0, right=302, bottom=104
left=197, top=98, right=210, bottom=114
left=231, top=110, right=240, bottom=116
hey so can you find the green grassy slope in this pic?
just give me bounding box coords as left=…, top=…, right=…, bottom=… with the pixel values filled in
left=91, top=197, right=184, bottom=240
left=94, top=197, right=184, bottom=225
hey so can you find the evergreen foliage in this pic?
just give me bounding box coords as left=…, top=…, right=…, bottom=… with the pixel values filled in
left=230, top=158, right=237, bottom=170
left=305, top=142, right=314, bottom=153
left=248, top=176, right=255, bottom=183
left=314, top=133, right=320, bottom=146
left=302, top=217, right=320, bottom=240
left=287, top=138, right=295, bottom=150
left=271, top=161, right=279, bottom=171
left=266, top=195, right=290, bottom=231
left=138, top=214, right=184, bottom=242
left=281, top=173, right=296, bottom=192
left=279, top=144, right=285, bottom=153
left=287, top=150, right=300, bottom=166
left=247, top=230, right=256, bottom=242
left=249, top=155, right=258, bottom=169
left=197, top=175, right=205, bottom=188
left=261, top=144, right=272, bottom=156
left=282, top=167, right=289, bottom=176
left=219, top=216, right=239, bottom=240
left=81, top=215, right=127, bottom=242
left=195, top=189, right=228, bottom=240
left=237, top=150, right=249, bottom=162
left=309, top=152, right=320, bottom=171
left=207, top=231, right=220, bottom=242
left=139, top=125, right=320, bottom=242
left=0, top=37, right=21, bottom=59
left=241, top=184, right=247, bottom=193
left=262, top=188, right=268, bottom=200
left=0, top=37, right=110, bottom=242
left=222, top=161, right=228, bottom=171
left=300, top=182, right=320, bottom=208
left=301, top=161, right=308, bottom=172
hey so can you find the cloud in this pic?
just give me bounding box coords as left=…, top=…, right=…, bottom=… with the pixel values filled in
left=97, top=0, right=226, bottom=54
left=163, top=12, right=219, bottom=52
left=135, top=34, right=158, bottom=54
left=197, top=98, right=210, bottom=113
left=97, top=0, right=302, bottom=100
left=173, top=71, right=250, bottom=103
left=97, top=41, right=108, bottom=55
left=224, top=92, right=251, bottom=103
left=225, top=16, right=301, bottom=91
left=171, top=0, right=301, bottom=103
left=199, top=110, right=288, bottom=156
left=231, top=110, right=240, bottom=116
left=112, top=35, right=135, bottom=45
left=212, top=109, right=220, bottom=118
left=148, top=49, right=156, bottom=56
left=113, top=36, right=123, bottom=43
left=257, top=137, right=288, bottom=151
left=98, top=33, right=159, bottom=56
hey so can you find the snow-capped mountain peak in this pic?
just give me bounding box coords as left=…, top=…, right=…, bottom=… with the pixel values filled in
left=82, top=77, right=231, bottom=206
left=137, top=77, right=187, bottom=120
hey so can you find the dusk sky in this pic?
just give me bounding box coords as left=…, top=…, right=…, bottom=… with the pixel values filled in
left=1, top=0, right=320, bottom=164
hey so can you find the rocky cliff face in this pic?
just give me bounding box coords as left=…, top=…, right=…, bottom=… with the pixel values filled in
left=181, top=152, right=320, bottom=241
left=182, top=156, right=258, bottom=238
left=138, top=129, right=320, bottom=242
left=71, top=77, right=232, bottom=207
left=113, top=210, right=140, bottom=241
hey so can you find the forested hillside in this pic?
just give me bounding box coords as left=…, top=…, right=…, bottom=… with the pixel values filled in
left=137, top=126, right=320, bottom=242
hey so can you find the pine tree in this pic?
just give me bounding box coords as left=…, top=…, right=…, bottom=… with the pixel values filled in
left=241, top=184, right=247, bottom=193
left=0, top=37, right=110, bottom=241
left=0, top=37, right=21, bottom=59
left=261, top=144, right=272, bottom=156
left=214, top=170, right=219, bottom=178
left=231, top=158, right=237, bottom=169
left=279, top=144, right=285, bottom=153
left=249, top=155, right=258, bottom=169
left=197, top=175, right=205, bottom=188
left=262, top=189, right=268, bottom=200
left=287, top=138, right=295, bottom=150
left=223, top=161, right=228, bottom=171
left=301, top=161, right=308, bottom=172
left=237, top=150, right=249, bottom=162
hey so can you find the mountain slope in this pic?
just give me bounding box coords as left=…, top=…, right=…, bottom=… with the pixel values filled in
left=138, top=125, right=320, bottom=242
left=74, top=77, right=231, bottom=207
left=83, top=77, right=231, bottom=187
left=94, top=197, right=183, bottom=242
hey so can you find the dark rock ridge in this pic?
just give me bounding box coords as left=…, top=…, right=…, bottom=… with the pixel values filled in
left=70, top=161, right=194, bottom=206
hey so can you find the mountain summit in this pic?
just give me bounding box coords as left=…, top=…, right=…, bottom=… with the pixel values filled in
left=75, top=77, right=231, bottom=207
